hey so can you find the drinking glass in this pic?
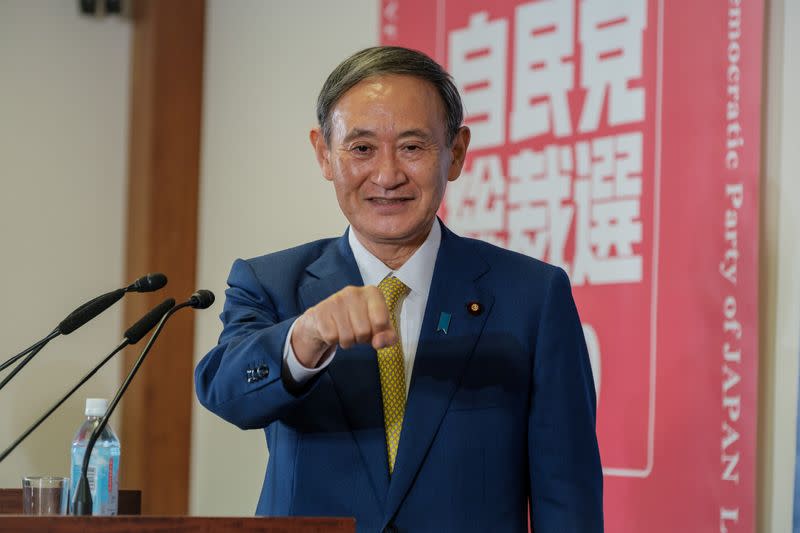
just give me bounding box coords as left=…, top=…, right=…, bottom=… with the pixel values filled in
left=22, top=475, right=69, bottom=515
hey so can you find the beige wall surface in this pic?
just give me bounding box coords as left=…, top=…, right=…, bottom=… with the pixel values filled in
left=0, top=2, right=130, bottom=487
left=190, top=0, right=378, bottom=516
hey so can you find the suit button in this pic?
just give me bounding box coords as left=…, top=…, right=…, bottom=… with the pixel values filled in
left=382, top=525, right=399, bottom=533
left=256, top=364, right=269, bottom=378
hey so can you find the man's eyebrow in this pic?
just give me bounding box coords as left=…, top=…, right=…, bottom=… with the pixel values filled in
left=398, top=129, right=434, bottom=141
left=340, top=128, right=435, bottom=144
left=342, top=128, right=378, bottom=144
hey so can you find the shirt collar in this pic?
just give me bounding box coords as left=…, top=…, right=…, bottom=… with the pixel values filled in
left=347, top=219, right=441, bottom=301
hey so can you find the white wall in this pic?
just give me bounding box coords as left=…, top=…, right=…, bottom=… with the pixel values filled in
left=0, top=2, right=129, bottom=487
left=190, top=0, right=378, bottom=515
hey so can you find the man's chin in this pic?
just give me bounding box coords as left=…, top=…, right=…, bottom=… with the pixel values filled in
left=351, top=218, right=434, bottom=247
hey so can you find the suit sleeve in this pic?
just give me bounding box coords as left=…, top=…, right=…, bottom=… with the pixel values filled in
left=528, top=267, right=604, bottom=532
left=194, top=258, right=320, bottom=430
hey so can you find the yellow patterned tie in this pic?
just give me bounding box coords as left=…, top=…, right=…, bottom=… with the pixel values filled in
left=377, top=275, right=410, bottom=474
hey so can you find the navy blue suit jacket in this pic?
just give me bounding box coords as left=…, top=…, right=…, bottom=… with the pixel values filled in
left=195, top=223, right=603, bottom=532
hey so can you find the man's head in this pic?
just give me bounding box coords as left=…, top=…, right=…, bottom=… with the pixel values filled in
left=310, top=46, right=470, bottom=256
left=316, top=46, right=464, bottom=146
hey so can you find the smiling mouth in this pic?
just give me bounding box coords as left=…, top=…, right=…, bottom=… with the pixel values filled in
left=368, top=198, right=413, bottom=205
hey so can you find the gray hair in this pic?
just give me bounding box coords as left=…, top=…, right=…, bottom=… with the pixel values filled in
left=316, top=46, right=464, bottom=145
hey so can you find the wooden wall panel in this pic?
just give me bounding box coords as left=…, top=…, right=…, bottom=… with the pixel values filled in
left=120, top=0, right=205, bottom=515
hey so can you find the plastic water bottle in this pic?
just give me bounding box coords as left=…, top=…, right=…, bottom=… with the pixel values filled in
left=69, top=398, right=120, bottom=515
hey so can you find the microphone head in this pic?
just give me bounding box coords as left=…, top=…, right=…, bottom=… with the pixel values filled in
left=127, top=273, right=168, bottom=293
left=189, top=290, right=215, bottom=309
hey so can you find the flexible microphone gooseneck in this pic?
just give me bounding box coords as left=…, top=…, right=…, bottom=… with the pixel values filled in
left=73, top=290, right=214, bottom=515
left=0, top=329, right=59, bottom=373
left=0, top=298, right=175, bottom=465
left=0, top=274, right=168, bottom=393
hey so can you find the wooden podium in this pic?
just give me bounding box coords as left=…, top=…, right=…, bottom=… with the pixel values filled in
left=0, top=488, right=142, bottom=515
left=0, top=489, right=355, bottom=532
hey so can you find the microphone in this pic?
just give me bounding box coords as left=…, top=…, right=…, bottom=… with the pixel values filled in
left=58, top=289, right=126, bottom=336
left=0, top=273, right=168, bottom=392
left=58, top=273, right=168, bottom=335
left=189, top=289, right=215, bottom=309
left=123, top=298, right=176, bottom=343
left=0, top=298, right=175, bottom=465
left=73, top=290, right=214, bottom=515
left=126, top=273, right=167, bottom=293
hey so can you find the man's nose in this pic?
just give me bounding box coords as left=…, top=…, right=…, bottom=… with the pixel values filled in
left=372, top=151, right=407, bottom=189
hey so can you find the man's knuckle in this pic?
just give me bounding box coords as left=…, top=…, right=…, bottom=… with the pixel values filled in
left=353, top=323, right=371, bottom=337
left=320, top=331, right=338, bottom=346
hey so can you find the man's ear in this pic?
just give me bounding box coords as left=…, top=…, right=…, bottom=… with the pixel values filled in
left=309, top=127, right=333, bottom=181
left=447, top=126, right=471, bottom=182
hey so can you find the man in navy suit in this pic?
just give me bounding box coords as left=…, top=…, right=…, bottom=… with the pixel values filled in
left=195, top=46, right=603, bottom=532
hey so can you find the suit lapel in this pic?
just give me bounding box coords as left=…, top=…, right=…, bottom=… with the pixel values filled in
left=298, top=233, right=391, bottom=506
left=384, top=226, right=494, bottom=521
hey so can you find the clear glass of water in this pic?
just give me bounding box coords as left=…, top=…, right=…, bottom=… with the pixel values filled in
left=22, top=475, right=69, bottom=515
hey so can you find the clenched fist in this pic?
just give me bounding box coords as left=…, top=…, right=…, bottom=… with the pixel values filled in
left=291, top=285, right=396, bottom=368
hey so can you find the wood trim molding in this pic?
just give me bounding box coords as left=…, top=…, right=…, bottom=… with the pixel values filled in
left=120, top=0, right=205, bottom=515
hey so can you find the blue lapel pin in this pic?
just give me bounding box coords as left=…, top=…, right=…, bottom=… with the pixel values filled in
left=436, top=312, right=451, bottom=334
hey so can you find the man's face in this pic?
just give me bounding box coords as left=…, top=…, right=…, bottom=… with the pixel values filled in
left=311, top=74, right=470, bottom=250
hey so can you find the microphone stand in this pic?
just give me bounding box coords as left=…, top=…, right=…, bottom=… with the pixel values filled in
left=0, top=273, right=167, bottom=386
left=0, top=292, right=116, bottom=375
left=0, top=329, right=59, bottom=373
left=73, top=291, right=212, bottom=515
left=0, top=289, right=126, bottom=394
left=0, top=344, right=127, bottom=465
left=0, top=299, right=175, bottom=465
left=0, top=339, right=52, bottom=393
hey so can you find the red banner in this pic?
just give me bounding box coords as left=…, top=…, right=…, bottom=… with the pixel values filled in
left=381, top=0, right=762, bottom=530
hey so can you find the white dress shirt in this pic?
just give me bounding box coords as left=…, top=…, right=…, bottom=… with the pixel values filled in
left=283, top=220, right=442, bottom=393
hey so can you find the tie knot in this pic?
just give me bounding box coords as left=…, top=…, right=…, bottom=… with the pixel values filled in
left=377, top=276, right=409, bottom=313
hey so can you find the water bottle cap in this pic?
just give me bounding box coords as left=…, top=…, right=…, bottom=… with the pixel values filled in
left=85, top=398, right=108, bottom=417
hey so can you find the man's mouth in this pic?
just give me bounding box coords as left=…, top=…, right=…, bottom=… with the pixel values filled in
left=368, top=197, right=413, bottom=205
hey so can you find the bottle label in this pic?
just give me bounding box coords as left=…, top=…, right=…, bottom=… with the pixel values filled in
left=70, top=446, right=120, bottom=515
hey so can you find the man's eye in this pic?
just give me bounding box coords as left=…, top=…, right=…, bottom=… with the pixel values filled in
left=352, top=145, right=372, bottom=154
left=403, top=144, right=421, bottom=152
